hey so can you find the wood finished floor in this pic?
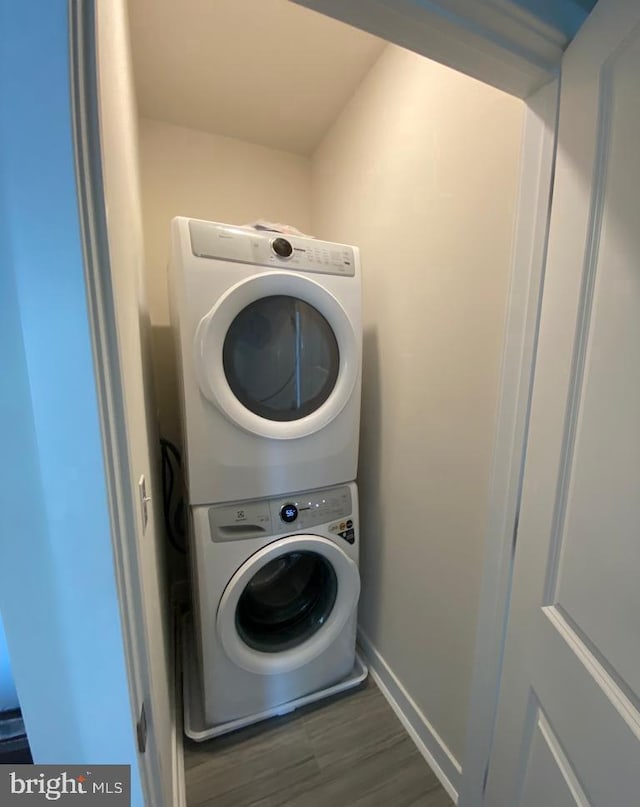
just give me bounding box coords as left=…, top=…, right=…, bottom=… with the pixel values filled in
left=184, top=678, right=454, bottom=807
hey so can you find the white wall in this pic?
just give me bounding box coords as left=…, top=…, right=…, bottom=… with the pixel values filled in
left=311, top=45, right=523, bottom=765
left=138, top=117, right=311, bottom=441
left=95, top=2, right=175, bottom=804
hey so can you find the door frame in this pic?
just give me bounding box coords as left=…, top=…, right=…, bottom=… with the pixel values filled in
left=457, top=78, right=559, bottom=807
left=69, top=2, right=179, bottom=806
left=75, top=1, right=571, bottom=805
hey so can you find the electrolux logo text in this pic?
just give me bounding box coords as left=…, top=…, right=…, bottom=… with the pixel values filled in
left=0, top=765, right=130, bottom=806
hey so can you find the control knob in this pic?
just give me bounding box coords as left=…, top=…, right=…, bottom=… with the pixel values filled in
left=272, top=237, right=293, bottom=258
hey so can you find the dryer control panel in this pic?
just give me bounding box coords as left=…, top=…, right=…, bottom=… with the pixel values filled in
left=189, top=219, right=356, bottom=277
left=209, top=484, right=354, bottom=543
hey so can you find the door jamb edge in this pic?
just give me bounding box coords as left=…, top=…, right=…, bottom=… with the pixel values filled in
left=458, top=77, right=560, bottom=807
left=68, top=2, right=166, bottom=804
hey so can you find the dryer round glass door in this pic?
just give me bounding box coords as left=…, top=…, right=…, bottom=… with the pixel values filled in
left=216, top=535, right=360, bottom=675
left=223, top=296, right=339, bottom=422
left=194, top=272, right=359, bottom=440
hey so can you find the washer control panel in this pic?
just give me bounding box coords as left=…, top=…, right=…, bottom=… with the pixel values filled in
left=274, top=486, right=352, bottom=531
left=209, top=484, right=354, bottom=543
left=189, top=219, right=356, bottom=277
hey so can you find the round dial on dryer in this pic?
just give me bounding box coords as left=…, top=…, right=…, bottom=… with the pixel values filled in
left=272, top=237, right=293, bottom=258
left=280, top=503, right=298, bottom=523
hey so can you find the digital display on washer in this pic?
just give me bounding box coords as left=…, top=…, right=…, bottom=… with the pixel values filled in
left=280, top=504, right=298, bottom=523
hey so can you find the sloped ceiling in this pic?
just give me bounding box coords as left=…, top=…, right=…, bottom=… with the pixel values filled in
left=128, top=0, right=385, bottom=155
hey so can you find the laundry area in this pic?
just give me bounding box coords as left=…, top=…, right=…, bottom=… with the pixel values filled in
left=94, top=0, right=524, bottom=803
left=8, top=0, right=640, bottom=803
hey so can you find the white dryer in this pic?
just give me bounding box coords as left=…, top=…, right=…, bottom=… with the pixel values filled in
left=189, top=482, right=360, bottom=727
left=169, top=217, right=362, bottom=505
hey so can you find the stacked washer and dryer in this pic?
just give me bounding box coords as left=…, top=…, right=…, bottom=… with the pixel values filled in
left=169, top=217, right=365, bottom=737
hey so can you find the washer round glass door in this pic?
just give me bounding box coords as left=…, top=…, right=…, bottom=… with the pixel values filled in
left=194, top=272, right=359, bottom=440
left=217, top=535, right=360, bottom=675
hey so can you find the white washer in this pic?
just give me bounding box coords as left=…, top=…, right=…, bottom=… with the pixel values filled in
left=169, top=217, right=362, bottom=505
left=189, top=482, right=360, bottom=727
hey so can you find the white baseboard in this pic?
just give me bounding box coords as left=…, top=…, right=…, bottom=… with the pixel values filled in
left=357, top=628, right=462, bottom=804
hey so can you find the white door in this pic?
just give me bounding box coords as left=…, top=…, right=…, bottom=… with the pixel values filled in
left=485, top=1, right=640, bottom=804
